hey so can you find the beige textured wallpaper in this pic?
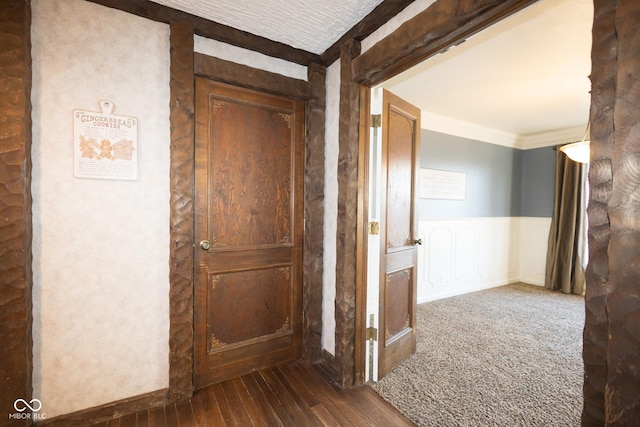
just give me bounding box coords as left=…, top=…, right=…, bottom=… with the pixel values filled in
left=194, top=35, right=308, bottom=81
left=322, top=60, right=340, bottom=356
left=31, top=0, right=171, bottom=418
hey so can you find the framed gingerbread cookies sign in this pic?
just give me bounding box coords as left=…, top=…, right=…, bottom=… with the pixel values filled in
left=73, top=100, right=138, bottom=180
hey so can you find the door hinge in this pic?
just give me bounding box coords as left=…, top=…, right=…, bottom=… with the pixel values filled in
left=368, top=314, right=376, bottom=382
left=371, top=114, right=381, bottom=128
left=368, top=221, right=380, bottom=235
left=366, top=326, right=378, bottom=342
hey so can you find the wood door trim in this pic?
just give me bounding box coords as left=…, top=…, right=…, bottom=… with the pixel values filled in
left=194, top=53, right=311, bottom=101
left=347, top=0, right=538, bottom=389
left=167, top=23, right=326, bottom=403
left=354, top=85, right=372, bottom=385
left=351, top=0, right=538, bottom=85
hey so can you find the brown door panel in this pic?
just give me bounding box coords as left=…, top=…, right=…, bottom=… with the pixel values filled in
left=198, top=247, right=296, bottom=271
left=378, top=89, right=420, bottom=379
left=196, top=336, right=297, bottom=388
left=194, top=77, right=304, bottom=388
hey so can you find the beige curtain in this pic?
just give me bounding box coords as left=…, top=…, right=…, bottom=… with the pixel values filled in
left=544, top=150, right=588, bottom=295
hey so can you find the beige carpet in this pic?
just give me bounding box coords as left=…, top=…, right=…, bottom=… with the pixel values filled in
left=369, top=283, right=584, bottom=427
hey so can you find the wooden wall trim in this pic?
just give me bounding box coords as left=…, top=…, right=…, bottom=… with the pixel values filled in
left=351, top=0, right=538, bottom=85
left=84, top=0, right=320, bottom=66
left=320, top=0, right=416, bottom=65
left=592, top=0, right=640, bottom=423
left=315, top=349, right=339, bottom=382
left=37, top=389, right=167, bottom=426
left=0, top=2, right=33, bottom=425
left=582, top=0, right=615, bottom=423
left=303, top=62, right=327, bottom=362
left=354, top=86, right=371, bottom=386
left=168, top=21, right=196, bottom=403
left=194, top=53, right=311, bottom=100
left=333, top=39, right=362, bottom=389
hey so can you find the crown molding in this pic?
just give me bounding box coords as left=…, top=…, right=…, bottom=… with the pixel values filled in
left=421, top=111, right=524, bottom=148
left=520, top=125, right=586, bottom=149
left=421, top=111, right=587, bottom=151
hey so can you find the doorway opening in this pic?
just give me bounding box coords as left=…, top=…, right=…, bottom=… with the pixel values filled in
left=359, top=0, right=591, bottom=390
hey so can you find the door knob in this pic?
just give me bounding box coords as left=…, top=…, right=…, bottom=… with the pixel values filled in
left=200, top=239, right=212, bottom=250
left=413, top=238, right=423, bottom=245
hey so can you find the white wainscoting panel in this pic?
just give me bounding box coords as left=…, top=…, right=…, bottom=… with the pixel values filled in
left=417, top=217, right=549, bottom=303
left=519, top=217, right=552, bottom=286
left=427, top=227, right=452, bottom=287
left=454, top=226, right=477, bottom=283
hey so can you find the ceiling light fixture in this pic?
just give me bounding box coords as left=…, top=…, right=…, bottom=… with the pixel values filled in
left=560, top=122, right=590, bottom=163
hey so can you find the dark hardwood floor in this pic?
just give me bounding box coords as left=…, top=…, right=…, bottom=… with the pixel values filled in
left=91, top=360, right=415, bottom=426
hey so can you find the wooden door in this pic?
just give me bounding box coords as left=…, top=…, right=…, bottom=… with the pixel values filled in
left=378, top=89, right=420, bottom=378
left=194, top=78, right=304, bottom=389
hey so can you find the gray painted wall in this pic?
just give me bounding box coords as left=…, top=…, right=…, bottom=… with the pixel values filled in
left=521, top=146, right=557, bottom=217
left=418, top=130, right=555, bottom=219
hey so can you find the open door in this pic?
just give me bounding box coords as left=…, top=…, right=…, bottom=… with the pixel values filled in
left=377, top=89, right=420, bottom=379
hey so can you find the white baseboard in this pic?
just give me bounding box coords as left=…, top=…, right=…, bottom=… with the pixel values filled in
left=418, top=279, right=519, bottom=303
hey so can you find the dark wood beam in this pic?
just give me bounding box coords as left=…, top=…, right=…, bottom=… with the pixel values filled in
left=320, top=0, right=416, bottom=65
left=303, top=62, right=327, bottom=363
left=333, top=39, right=362, bottom=388
left=168, top=21, right=196, bottom=403
left=581, top=0, right=615, bottom=423
left=593, top=0, right=640, bottom=423
left=84, top=0, right=320, bottom=66
left=194, top=54, right=311, bottom=100
left=351, top=0, right=539, bottom=85
left=0, top=1, right=33, bottom=425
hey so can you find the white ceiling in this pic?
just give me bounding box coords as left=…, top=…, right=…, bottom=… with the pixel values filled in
left=151, top=0, right=593, bottom=143
left=383, top=0, right=593, bottom=140
left=150, top=0, right=384, bottom=54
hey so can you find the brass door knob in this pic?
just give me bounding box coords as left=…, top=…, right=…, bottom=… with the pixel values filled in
left=200, top=239, right=212, bottom=250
